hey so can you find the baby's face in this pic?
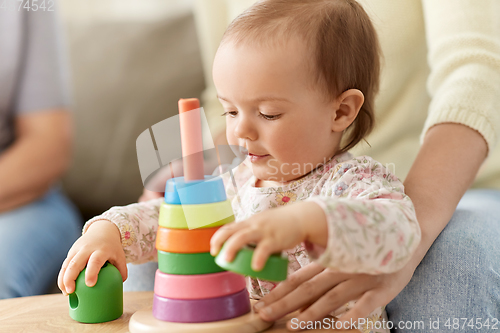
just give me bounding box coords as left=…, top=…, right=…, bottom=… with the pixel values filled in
left=213, top=37, right=341, bottom=184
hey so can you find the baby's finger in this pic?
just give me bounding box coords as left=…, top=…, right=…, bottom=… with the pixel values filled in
left=222, top=228, right=262, bottom=262
left=63, top=251, right=89, bottom=294
left=85, top=251, right=108, bottom=287
left=58, top=257, right=71, bottom=295
left=210, top=222, right=246, bottom=256
left=108, top=253, right=128, bottom=282
left=251, top=239, right=276, bottom=271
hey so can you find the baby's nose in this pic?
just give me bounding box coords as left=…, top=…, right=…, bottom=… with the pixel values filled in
left=234, top=118, right=257, bottom=141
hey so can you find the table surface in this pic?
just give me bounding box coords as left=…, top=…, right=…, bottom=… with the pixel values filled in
left=0, top=292, right=355, bottom=332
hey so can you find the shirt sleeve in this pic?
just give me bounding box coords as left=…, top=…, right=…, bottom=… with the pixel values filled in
left=14, top=5, right=70, bottom=114
left=83, top=198, right=163, bottom=264
left=304, top=156, right=421, bottom=274
left=420, top=0, right=500, bottom=154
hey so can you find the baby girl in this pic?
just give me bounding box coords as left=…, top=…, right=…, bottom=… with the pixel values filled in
left=59, top=0, right=421, bottom=331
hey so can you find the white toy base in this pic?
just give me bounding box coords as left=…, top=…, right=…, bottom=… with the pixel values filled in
left=129, top=307, right=273, bottom=333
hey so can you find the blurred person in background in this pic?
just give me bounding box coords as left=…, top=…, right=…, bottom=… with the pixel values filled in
left=0, top=5, right=82, bottom=298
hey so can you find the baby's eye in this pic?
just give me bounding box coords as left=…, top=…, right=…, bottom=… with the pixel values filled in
left=221, top=111, right=280, bottom=120
left=221, top=111, right=238, bottom=117
left=259, top=113, right=281, bottom=120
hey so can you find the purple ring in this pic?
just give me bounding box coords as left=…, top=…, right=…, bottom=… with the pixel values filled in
left=152, top=289, right=250, bottom=323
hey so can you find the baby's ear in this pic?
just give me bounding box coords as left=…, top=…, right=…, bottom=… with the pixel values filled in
left=331, top=89, right=364, bottom=132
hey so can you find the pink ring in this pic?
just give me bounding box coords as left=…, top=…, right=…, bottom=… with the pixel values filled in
left=154, top=270, right=246, bottom=299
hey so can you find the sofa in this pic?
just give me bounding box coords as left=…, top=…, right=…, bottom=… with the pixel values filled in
left=59, top=0, right=205, bottom=220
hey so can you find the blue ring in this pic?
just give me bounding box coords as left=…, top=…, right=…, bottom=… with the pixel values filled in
left=164, top=176, right=227, bottom=205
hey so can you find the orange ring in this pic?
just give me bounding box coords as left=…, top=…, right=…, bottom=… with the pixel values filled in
left=156, top=226, right=221, bottom=253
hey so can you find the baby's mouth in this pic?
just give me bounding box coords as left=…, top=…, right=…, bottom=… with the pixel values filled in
left=248, top=153, right=270, bottom=162
left=248, top=153, right=268, bottom=157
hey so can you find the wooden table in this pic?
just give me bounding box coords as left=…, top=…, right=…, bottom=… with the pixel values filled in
left=0, top=292, right=354, bottom=332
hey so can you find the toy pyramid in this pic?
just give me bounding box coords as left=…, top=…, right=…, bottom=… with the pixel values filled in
left=129, top=98, right=274, bottom=333
left=153, top=173, right=249, bottom=323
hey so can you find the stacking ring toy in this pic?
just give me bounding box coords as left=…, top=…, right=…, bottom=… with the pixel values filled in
left=165, top=176, right=227, bottom=205
left=157, top=251, right=225, bottom=275
left=154, top=270, right=246, bottom=299
left=152, top=289, right=250, bottom=323
left=158, top=201, right=235, bottom=229
left=215, top=244, right=288, bottom=281
left=156, top=226, right=221, bottom=253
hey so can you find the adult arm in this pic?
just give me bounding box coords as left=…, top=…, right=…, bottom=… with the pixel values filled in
left=0, top=110, right=72, bottom=212
left=0, top=6, right=71, bottom=213
left=403, top=123, right=487, bottom=268
left=408, top=0, right=500, bottom=265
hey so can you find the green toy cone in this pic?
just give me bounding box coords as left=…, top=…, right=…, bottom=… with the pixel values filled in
left=69, top=262, right=123, bottom=323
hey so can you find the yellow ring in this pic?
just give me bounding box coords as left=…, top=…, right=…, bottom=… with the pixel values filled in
left=158, top=201, right=235, bottom=229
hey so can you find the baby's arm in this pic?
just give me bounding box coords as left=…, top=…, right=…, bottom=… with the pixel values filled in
left=58, top=197, right=163, bottom=295
left=305, top=156, right=421, bottom=274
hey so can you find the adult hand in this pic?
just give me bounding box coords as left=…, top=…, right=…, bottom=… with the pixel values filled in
left=254, top=261, right=416, bottom=331
left=138, top=159, right=184, bottom=202
left=137, top=151, right=225, bottom=202
left=138, top=189, right=164, bottom=202
left=0, top=110, right=72, bottom=212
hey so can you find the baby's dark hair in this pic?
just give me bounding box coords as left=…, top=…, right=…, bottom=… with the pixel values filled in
left=221, top=0, right=381, bottom=152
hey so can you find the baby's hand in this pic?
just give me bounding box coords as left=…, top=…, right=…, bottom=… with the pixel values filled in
left=210, top=201, right=327, bottom=271
left=57, top=220, right=127, bottom=296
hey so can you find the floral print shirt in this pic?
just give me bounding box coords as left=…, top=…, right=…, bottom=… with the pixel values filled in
left=84, top=151, right=420, bottom=333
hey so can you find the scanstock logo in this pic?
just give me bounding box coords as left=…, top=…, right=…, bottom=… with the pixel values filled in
left=135, top=107, right=246, bottom=207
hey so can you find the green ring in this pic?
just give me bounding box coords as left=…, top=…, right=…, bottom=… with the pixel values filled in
left=157, top=251, right=226, bottom=275
left=158, top=201, right=235, bottom=229
left=215, top=244, right=288, bottom=282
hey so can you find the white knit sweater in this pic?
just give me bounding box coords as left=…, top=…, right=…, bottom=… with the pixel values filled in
left=193, top=0, right=500, bottom=189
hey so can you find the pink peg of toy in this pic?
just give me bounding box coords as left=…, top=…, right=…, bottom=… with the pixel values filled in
left=178, top=98, right=204, bottom=181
